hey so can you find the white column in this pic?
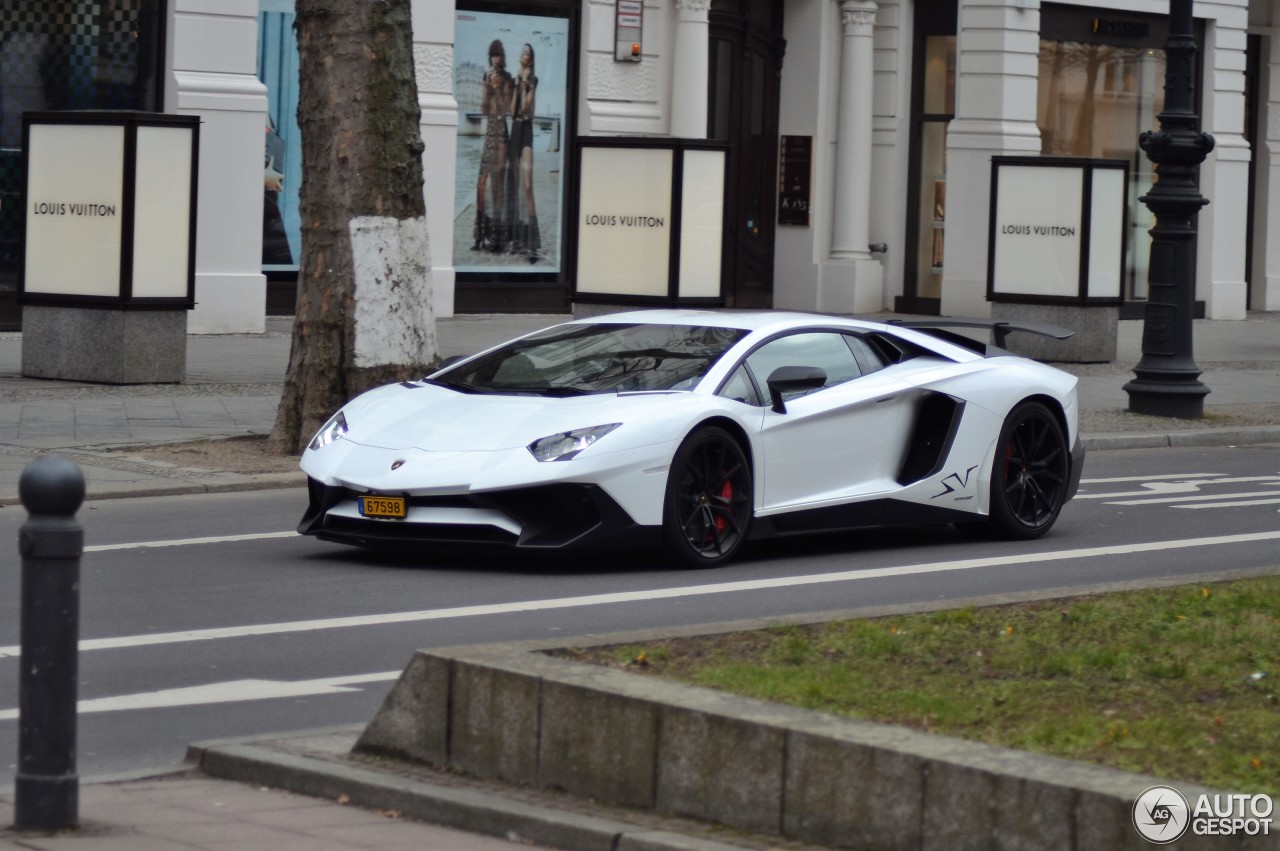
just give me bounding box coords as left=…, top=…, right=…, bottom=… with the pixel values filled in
left=411, top=0, right=458, bottom=317
left=169, top=0, right=268, bottom=334
left=830, top=0, right=876, bottom=261
left=670, top=0, right=711, bottom=138
left=816, top=0, right=882, bottom=314
left=939, top=0, right=1040, bottom=318
left=1197, top=1, right=1248, bottom=320
left=1260, top=35, right=1280, bottom=311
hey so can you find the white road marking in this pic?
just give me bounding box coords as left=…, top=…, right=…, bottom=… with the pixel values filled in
left=1076, top=475, right=1280, bottom=500
left=87, top=531, right=298, bottom=552
left=1104, top=490, right=1280, bottom=506
left=0, top=672, right=401, bottom=721
left=1175, top=498, right=1280, bottom=509
left=1079, top=473, right=1224, bottom=484
left=3, top=530, right=1279, bottom=661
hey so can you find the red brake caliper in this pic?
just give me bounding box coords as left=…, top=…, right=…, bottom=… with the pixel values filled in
left=713, top=477, right=733, bottom=534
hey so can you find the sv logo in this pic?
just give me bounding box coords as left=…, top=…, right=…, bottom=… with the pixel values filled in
left=932, top=465, right=979, bottom=499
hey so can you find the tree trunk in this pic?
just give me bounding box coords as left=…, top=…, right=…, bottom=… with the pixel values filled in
left=270, top=0, right=440, bottom=454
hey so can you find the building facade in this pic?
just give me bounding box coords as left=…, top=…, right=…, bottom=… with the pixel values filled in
left=1, top=0, right=1277, bottom=337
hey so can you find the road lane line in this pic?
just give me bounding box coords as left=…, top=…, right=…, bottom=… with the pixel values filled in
left=1103, top=490, right=1280, bottom=506
left=87, top=531, right=298, bottom=552
left=1076, top=476, right=1280, bottom=500
left=3, top=529, right=1279, bottom=661
left=1175, top=498, right=1280, bottom=509
left=1079, top=473, right=1224, bottom=484
left=0, top=671, right=401, bottom=720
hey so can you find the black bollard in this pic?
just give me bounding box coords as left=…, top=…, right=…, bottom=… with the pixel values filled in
left=14, top=454, right=85, bottom=832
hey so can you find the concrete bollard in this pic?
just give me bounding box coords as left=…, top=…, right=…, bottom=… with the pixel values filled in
left=14, top=454, right=85, bottom=832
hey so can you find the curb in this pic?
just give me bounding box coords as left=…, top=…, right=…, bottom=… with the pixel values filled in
left=1082, top=426, right=1280, bottom=451
left=189, top=734, right=759, bottom=851
left=0, top=473, right=305, bottom=508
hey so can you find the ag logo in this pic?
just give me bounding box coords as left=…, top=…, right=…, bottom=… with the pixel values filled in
left=1133, top=785, right=1190, bottom=844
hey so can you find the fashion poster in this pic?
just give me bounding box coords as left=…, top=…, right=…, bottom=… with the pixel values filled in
left=257, top=1, right=302, bottom=271
left=454, top=10, right=568, bottom=273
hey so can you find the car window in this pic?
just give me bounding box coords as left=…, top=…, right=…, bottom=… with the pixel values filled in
left=436, top=323, right=748, bottom=395
left=744, top=332, right=862, bottom=402
left=845, top=334, right=887, bottom=374
left=717, top=364, right=763, bottom=406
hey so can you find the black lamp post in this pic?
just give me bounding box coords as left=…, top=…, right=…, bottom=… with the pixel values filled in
left=1123, top=0, right=1214, bottom=419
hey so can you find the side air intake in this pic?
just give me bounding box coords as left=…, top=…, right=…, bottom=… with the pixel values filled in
left=897, top=393, right=964, bottom=485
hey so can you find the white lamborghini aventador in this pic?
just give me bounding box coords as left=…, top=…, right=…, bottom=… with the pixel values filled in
left=298, top=310, right=1084, bottom=566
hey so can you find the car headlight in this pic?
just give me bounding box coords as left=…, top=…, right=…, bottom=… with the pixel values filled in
left=308, top=411, right=349, bottom=451
left=527, top=423, right=620, bottom=462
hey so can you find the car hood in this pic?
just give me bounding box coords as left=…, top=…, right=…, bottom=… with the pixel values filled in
left=341, top=383, right=688, bottom=452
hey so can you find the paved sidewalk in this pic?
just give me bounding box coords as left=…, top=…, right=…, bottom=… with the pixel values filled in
left=0, top=766, right=563, bottom=850
left=1, top=309, right=1278, bottom=849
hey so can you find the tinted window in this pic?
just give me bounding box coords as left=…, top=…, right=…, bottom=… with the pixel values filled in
left=845, top=334, right=887, bottom=374
left=436, top=322, right=748, bottom=395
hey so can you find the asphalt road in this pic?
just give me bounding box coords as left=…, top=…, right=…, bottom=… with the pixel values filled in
left=2, top=443, right=1279, bottom=779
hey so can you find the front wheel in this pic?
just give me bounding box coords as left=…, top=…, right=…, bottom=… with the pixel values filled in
left=662, top=427, right=753, bottom=568
left=984, top=401, right=1069, bottom=539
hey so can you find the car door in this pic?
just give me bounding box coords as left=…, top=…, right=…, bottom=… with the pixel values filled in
left=745, top=331, right=912, bottom=512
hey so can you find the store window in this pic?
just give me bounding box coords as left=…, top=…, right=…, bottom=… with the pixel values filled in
left=0, top=0, right=164, bottom=302
left=913, top=35, right=954, bottom=303
left=258, top=0, right=302, bottom=292
left=453, top=1, right=578, bottom=312
left=1037, top=4, right=1199, bottom=306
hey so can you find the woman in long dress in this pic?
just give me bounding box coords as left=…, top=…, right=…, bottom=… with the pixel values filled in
left=472, top=39, right=513, bottom=252
left=508, top=43, right=539, bottom=261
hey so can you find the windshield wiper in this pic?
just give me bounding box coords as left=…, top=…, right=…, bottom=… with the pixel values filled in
left=422, top=377, right=482, bottom=394
left=493, top=385, right=590, bottom=397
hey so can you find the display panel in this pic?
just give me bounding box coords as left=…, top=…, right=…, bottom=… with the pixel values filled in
left=132, top=125, right=194, bottom=298
left=991, top=165, right=1084, bottom=298
left=678, top=149, right=725, bottom=298
left=454, top=10, right=569, bottom=275
left=576, top=146, right=673, bottom=296
left=24, top=123, right=126, bottom=298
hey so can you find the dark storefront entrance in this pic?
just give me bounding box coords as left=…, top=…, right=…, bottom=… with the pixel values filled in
left=709, top=0, right=782, bottom=309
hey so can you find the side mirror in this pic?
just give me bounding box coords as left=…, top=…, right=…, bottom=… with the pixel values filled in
left=437, top=354, right=466, bottom=369
left=765, top=366, right=826, bottom=414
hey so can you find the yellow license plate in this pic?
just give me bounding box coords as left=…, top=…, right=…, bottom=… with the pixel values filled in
left=359, top=495, right=407, bottom=519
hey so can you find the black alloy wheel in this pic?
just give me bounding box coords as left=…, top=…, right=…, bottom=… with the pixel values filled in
left=986, top=401, right=1069, bottom=539
left=663, top=427, right=753, bottom=567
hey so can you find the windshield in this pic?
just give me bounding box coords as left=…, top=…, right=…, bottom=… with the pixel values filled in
left=435, top=323, right=748, bottom=395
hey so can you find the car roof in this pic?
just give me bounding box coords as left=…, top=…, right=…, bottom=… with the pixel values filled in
left=558, top=308, right=991, bottom=364
left=566, top=309, right=884, bottom=335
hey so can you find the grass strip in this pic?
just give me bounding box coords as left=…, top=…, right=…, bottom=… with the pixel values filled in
left=561, top=576, right=1279, bottom=796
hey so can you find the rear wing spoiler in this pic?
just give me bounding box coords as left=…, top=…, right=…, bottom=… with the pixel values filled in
left=886, top=318, right=1074, bottom=355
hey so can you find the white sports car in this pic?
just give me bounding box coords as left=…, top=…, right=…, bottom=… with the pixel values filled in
left=298, top=310, right=1084, bottom=566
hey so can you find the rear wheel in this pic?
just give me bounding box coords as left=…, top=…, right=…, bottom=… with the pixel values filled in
left=985, top=401, right=1069, bottom=539
left=662, top=427, right=753, bottom=567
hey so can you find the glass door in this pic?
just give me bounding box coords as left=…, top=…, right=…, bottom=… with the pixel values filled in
left=710, top=0, right=783, bottom=309
left=898, top=0, right=956, bottom=316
